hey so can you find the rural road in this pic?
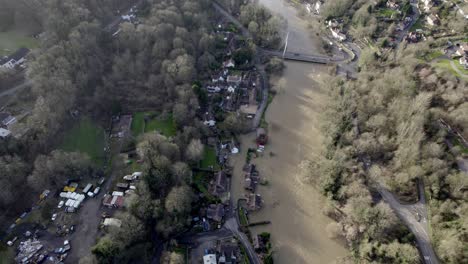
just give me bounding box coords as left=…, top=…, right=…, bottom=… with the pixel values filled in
left=376, top=182, right=439, bottom=264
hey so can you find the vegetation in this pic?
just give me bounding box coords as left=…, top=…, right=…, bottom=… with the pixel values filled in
left=200, top=146, right=219, bottom=170
left=309, top=40, right=468, bottom=264
left=60, top=117, right=105, bottom=165
left=0, top=30, right=39, bottom=57
left=132, top=112, right=177, bottom=137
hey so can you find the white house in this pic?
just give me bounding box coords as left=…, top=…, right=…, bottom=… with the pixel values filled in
left=0, top=48, right=30, bottom=69
left=203, top=254, right=216, bottom=264
left=426, top=14, right=440, bottom=26
left=223, top=59, right=235, bottom=68
left=331, top=28, right=347, bottom=41
left=0, top=128, right=11, bottom=138
left=422, top=0, right=433, bottom=12
left=315, top=1, right=322, bottom=14
left=206, top=86, right=221, bottom=93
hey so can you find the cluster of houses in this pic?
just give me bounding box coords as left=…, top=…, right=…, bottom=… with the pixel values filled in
left=203, top=238, right=241, bottom=264
left=201, top=21, right=262, bottom=127
left=205, top=63, right=261, bottom=119
left=243, top=164, right=264, bottom=211
left=102, top=171, right=141, bottom=208
left=0, top=47, right=30, bottom=70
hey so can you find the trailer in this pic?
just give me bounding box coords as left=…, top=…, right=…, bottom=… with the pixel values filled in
left=112, top=191, right=124, bottom=197
left=83, top=183, right=93, bottom=194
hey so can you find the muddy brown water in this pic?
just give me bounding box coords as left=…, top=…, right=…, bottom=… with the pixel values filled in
left=230, top=0, right=348, bottom=263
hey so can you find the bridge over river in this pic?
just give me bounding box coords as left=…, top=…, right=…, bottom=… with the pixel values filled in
left=261, top=49, right=331, bottom=64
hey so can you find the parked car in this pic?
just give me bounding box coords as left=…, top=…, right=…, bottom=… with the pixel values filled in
left=93, top=187, right=101, bottom=195
left=51, top=213, right=57, bottom=221
left=87, top=191, right=94, bottom=198
left=57, top=201, right=65, bottom=208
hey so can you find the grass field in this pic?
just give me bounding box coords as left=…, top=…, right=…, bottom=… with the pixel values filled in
left=0, top=30, right=38, bottom=57
left=425, top=50, right=443, bottom=61
left=131, top=112, right=176, bottom=137
left=378, top=8, right=398, bottom=18
left=200, top=147, right=219, bottom=170
left=60, top=117, right=106, bottom=166
left=435, top=59, right=468, bottom=78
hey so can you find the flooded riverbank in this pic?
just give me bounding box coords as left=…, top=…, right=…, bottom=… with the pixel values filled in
left=230, top=0, right=348, bottom=263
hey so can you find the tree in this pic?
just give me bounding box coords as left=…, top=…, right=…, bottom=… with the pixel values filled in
left=171, top=162, right=192, bottom=185
left=0, top=155, right=29, bottom=207
left=28, top=150, right=92, bottom=191
left=186, top=138, right=204, bottom=163
left=92, top=237, right=119, bottom=264
left=160, top=251, right=184, bottom=264
left=165, top=185, right=193, bottom=214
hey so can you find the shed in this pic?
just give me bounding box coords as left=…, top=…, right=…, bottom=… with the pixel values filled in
left=103, top=218, right=122, bottom=228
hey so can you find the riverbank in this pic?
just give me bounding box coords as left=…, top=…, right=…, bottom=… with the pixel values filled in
left=231, top=63, right=348, bottom=263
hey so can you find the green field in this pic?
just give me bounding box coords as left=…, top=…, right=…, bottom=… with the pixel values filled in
left=200, top=147, right=219, bottom=170
left=378, top=8, right=398, bottom=18
left=60, top=117, right=106, bottom=166
left=435, top=59, right=468, bottom=78
left=0, top=30, right=38, bottom=57
left=131, top=112, right=176, bottom=137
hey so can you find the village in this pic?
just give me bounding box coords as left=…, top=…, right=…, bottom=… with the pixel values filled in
left=0, top=4, right=274, bottom=264
left=0, top=0, right=466, bottom=263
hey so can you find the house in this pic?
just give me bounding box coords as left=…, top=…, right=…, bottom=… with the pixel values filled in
left=212, top=74, right=225, bottom=83
left=217, top=241, right=239, bottom=264
left=422, top=0, right=433, bottom=12
left=222, top=95, right=237, bottom=112
left=247, top=193, right=263, bottom=211
left=252, top=234, right=266, bottom=252
left=330, top=28, right=347, bottom=41
left=460, top=55, right=468, bottom=69
left=0, top=128, right=11, bottom=138
left=315, top=1, right=322, bottom=14
left=426, top=14, right=440, bottom=26
left=223, top=59, right=235, bottom=68
left=207, top=85, right=222, bottom=93
left=203, top=253, right=217, bottom=264
left=0, top=112, right=17, bottom=127
left=456, top=43, right=468, bottom=56
left=0, top=48, right=30, bottom=69
left=386, top=0, right=399, bottom=9
left=203, top=112, right=216, bottom=127
left=210, top=171, right=228, bottom=197
left=227, top=75, right=242, bottom=85
left=244, top=165, right=260, bottom=191
left=206, top=204, right=225, bottom=222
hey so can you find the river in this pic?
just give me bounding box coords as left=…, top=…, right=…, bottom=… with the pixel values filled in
left=230, top=0, right=348, bottom=263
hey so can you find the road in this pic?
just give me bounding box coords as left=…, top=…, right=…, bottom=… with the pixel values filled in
left=376, top=182, right=439, bottom=264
